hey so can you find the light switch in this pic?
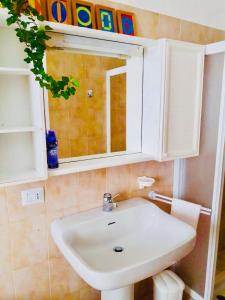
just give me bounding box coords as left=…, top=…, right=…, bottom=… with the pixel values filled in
left=21, top=187, right=45, bottom=206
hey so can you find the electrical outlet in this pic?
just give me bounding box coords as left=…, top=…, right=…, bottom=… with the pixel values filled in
left=21, top=187, right=44, bottom=206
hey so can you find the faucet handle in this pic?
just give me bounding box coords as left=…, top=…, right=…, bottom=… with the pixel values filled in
left=112, top=193, right=120, bottom=200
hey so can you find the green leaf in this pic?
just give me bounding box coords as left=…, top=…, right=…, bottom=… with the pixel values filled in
left=45, top=25, right=52, bottom=31
left=6, top=15, right=17, bottom=25
left=1, top=0, right=79, bottom=100
left=37, top=15, right=44, bottom=21
left=72, top=79, right=79, bottom=87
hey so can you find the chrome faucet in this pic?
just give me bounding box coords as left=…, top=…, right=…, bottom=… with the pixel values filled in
left=103, top=193, right=118, bottom=212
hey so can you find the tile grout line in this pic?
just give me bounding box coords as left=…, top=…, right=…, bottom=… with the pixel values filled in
left=44, top=181, right=52, bottom=299
left=5, top=187, right=17, bottom=300
left=179, top=19, right=182, bottom=40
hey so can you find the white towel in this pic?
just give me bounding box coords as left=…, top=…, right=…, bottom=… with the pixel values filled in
left=171, top=198, right=201, bottom=230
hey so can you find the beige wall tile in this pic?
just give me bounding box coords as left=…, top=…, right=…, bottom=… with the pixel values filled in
left=46, top=210, right=63, bottom=260
left=45, top=174, right=79, bottom=213
left=129, top=161, right=173, bottom=199
left=6, top=182, right=46, bottom=222
left=13, top=262, right=50, bottom=300
left=106, top=165, right=132, bottom=200
left=206, top=27, right=225, bottom=43
left=63, top=206, right=81, bottom=217
left=180, top=20, right=209, bottom=44
left=0, top=267, right=14, bottom=300
left=50, top=257, right=87, bottom=300
left=0, top=225, right=11, bottom=270
left=80, top=287, right=100, bottom=300
left=0, top=226, right=13, bottom=300
left=52, top=291, right=80, bottom=300
left=77, top=169, right=106, bottom=211
left=156, top=14, right=181, bottom=39
left=135, top=11, right=159, bottom=39
left=10, top=215, right=48, bottom=270
left=0, top=188, right=8, bottom=225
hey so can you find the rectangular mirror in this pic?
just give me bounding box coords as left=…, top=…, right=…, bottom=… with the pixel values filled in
left=47, top=50, right=126, bottom=158
left=45, top=34, right=143, bottom=163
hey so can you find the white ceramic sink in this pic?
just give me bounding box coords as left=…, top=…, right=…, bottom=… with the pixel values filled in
left=51, top=198, right=196, bottom=300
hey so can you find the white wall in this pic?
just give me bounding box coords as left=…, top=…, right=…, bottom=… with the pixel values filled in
left=111, top=0, right=225, bottom=31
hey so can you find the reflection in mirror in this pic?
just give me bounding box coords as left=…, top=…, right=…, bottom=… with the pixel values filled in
left=46, top=49, right=127, bottom=159
left=109, top=70, right=126, bottom=152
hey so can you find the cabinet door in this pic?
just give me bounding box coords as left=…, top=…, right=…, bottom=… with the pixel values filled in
left=161, top=40, right=204, bottom=160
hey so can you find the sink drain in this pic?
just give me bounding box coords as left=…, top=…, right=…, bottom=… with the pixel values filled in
left=113, top=246, right=124, bottom=253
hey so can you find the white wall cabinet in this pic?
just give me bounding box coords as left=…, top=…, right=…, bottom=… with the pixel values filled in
left=142, top=39, right=205, bottom=161
left=0, top=12, right=206, bottom=184
left=0, top=28, right=47, bottom=186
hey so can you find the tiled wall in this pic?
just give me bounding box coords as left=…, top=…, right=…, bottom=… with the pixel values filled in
left=0, top=161, right=173, bottom=299
left=47, top=50, right=126, bottom=158
left=1, top=0, right=225, bottom=299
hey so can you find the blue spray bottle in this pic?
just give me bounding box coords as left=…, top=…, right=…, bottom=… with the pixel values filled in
left=46, top=130, right=59, bottom=169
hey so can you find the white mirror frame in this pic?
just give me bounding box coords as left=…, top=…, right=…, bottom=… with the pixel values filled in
left=44, top=33, right=145, bottom=168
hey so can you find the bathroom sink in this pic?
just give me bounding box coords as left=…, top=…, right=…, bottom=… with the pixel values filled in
left=51, top=198, right=196, bottom=300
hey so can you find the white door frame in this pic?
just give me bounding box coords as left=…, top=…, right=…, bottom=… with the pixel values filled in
left=204, top=44, right=225, bottom=300
left=172, top=42, right=225, bottom=300
left=106, top=66, right=127, bottom=153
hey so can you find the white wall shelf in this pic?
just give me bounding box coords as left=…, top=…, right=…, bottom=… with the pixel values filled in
left=0, top=126, right=38, bottom=134
left=45, top=21, right=152, bottom=47
left=0, top=67, right=30, bottom=75
left=0, top=9, right=152, bottom=47
left=0, top=170, right=41, bottom=187
left=0, top=74, right=33, bottom=127
left=48, top=153, right=153, bottom=177
left=0, top=24, right=47, bottom=186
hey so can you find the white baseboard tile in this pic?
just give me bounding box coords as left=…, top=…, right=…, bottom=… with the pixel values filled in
left=185, top=285, right=204, bottom=300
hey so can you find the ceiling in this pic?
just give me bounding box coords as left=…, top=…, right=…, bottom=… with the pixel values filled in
left=111, top=0, right=225, bottom=31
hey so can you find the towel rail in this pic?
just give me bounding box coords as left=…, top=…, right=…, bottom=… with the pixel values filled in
left=149, top=191, right=211, bottom=216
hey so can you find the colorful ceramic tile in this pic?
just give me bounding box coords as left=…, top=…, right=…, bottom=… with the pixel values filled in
left=72, top=0, right=96, bottom=29
left=117, top=10, right=136, bottom=36
left=95, top=5, right=117, bottom=33
left=47, top=0, right=71, bottom=24
left=28, top=0, right=47, bottom=17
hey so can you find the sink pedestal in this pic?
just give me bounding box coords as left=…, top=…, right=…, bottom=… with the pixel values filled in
left=101, top=285, right=134, bottom=300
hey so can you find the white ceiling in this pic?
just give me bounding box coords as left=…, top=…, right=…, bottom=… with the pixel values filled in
left=112, top=0, right=225, bottom=31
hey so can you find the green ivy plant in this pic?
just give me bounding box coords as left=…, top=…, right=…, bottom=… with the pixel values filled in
left=0, top=0, right=79, bottom=99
